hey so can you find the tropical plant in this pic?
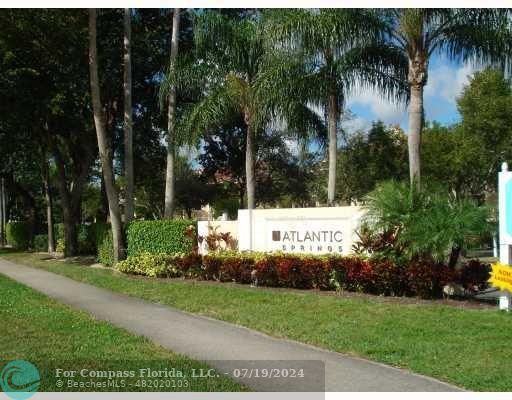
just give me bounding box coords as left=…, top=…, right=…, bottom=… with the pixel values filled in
left=262, top=9, right=409, bottom=205
left=363, top=180, right=491, bottom=267
left=379, top=9, right=512, bottom=186
left=160, top=10, right=324, bottom=209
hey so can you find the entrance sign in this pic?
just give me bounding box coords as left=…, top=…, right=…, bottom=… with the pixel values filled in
left=238, top=206, right=365, bottom=255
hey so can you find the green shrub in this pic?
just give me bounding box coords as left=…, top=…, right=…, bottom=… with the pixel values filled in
left=97, top=230, right=114, bottom=267
left=127, top=220, right=196, bottom=257
left=6, top=222, right=31, bottom=249
left=364, top=181, right=491, bottom=265
left=56, top=239, right=65, bottom=253
left=116, top=252, right=169, bottom=277
left=33, top=234, right=48, bottom=252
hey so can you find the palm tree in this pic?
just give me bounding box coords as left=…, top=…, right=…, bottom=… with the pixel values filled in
left=161, top=11, right=323, bottom=210
left=89, top=8, right=125, bottom=263
left=164, top=8, right=181, bottom=219
left=380, top=9, right=511, bottom=187
left=123, top=8, right=134, bottom=223
left=263, top=9, right=408, bottom=206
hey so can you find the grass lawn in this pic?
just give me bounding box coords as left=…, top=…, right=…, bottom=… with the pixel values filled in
left=0, top=271, right=244, bottom=392
left=2, top=250, right=512, bottom=391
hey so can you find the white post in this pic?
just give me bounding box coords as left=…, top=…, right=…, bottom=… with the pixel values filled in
left=498, top=162, right=512, bottom=310
left=498, top=162, right=512, bottom=264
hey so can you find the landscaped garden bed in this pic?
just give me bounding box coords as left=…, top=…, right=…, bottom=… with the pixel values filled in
left=116, top=251, right=491, bottom=299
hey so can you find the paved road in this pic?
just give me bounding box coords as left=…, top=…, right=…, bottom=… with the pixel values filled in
left=0, top=258, right=461, bottom=392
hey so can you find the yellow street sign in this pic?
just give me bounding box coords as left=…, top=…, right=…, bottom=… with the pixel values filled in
left=489, top=263, right=512, bottom=293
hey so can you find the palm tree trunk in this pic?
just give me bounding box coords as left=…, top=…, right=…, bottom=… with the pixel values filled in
left=89, top=8, right=125, bottom=264
left=327, top=93, right=338, bottom=206
left=42, top=162, right=55, bottom=253
left=407, top=54, right=427, bottom=188
left=245, top=120, right=255, bottom=209
left=164, top=8, right=181, bottom=219
left=123, top=8, right=134, bottom=223
left=408, top=84, right=423, bottom=187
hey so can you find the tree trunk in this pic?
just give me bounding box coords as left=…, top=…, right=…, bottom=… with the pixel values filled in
left=89, top=8, right=125, bottom=264
left=327, top=93, right=338, bottom=206
left=43, top=163, right=55, bottom=253
left=245, top=117, right=255, bottom=209
left=238, top=183, right=245, bottom=209
left=99, top=176, right=108, bottom=222
left=164, top=8, right=181, bottom=219
left=407, top=53, right=427, bottom=188
left=448, top=244, right=461, bottom=269
left=123, top=8, right=134, bottom=223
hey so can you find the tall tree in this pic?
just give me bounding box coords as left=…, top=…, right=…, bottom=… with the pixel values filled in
left=264, top=9, right=408, bottom=206
left=164, top=8, right=181, bottom=219
left=41, top=152, right=55, bottom=253
left=0, top=9, right=97, bottom=256
left=380, top=9, right=511, bottom=187
left=123, top=8, right=134, bottom=223
left=89, top=8, right=125, bottom=263
left=161, top=10, right=323, bottom=209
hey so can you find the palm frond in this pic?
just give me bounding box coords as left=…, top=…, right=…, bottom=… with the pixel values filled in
left=334, top=43, right=409, bottom=105
left=433, top=9, right=512, bottom=73
left=176, top=84, right=239, bottom=144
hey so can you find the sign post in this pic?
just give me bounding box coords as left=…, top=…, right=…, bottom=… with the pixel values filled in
left=498, top=162, right=512, bottom=263
left=496, top=162, right=512, bottom=310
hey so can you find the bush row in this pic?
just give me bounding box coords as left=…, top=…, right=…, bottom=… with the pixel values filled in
left=115, top=252, right=490, bottom=299
left=96, top=220, right=197, bottom=267
left=126, top=220, right=196, bottom=257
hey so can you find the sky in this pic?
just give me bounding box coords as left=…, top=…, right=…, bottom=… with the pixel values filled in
left=344, top=54, right=481, bottom=134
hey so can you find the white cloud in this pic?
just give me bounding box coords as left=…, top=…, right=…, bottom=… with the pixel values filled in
left=424, top=62, right=479, bottom=105
left=346, top=90, right=407, bottom=127
left=341, top=114, right=372, bottom=134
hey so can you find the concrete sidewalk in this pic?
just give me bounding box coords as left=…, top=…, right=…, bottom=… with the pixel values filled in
left=0, top=258, right=461, bottom=392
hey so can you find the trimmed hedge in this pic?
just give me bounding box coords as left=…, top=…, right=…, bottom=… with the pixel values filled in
left=6, top=222, right=31, bottom=250
left=126, top=220, right=196, bottom=257
left=115, top=251, right=490, bottom=299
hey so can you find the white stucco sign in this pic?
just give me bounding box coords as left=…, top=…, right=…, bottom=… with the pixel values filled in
left=238, top=206, right=365, bottom=255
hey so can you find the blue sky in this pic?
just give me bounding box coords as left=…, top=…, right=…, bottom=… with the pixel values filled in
left=344, top=54, right=479, bottom=134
